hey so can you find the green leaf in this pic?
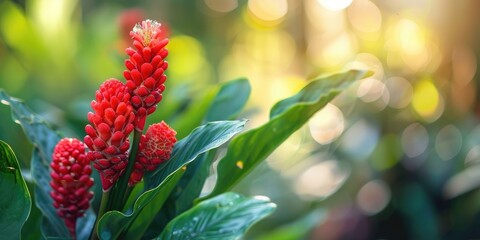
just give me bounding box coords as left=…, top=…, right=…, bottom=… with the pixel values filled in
left=0, top=90, right=68, bottom=238
left=205, top=70, right=372, bottom=198
left=171, top=88, right=217, bottom=139
left=156, top=192, right=276, bottom=240
left=175, top=78, right=251, bottom=213
left=174, top=151, right=215, bottom=213
left=0, top=140, right=31, bottom=239
left=205, top=78, right=251, bottom=122
left=142, top=79, right=251, bottom=238
left=0, top=89, right=95, bottom=238
left=255, top=209, right=327, bottom=240
left=97, top=170, right=184, bottom=240
left=97, top=120, right=246, bottom=239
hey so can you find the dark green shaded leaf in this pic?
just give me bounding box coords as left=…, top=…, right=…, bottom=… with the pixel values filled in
left=0, top=90, right=68, bottom=238
left=0, top=90, right=95, bottom=238
left=97, top=120, right=246, bottom=239
left=172, top=78, right=252, bottom=215
left=171, top=88, right=217, bottom=139
left=156, top=192, right=276, bottom=240
left=205, top=78, right=251, bottom=122
left=0, top=140, right=31, bottom=240
left=97, top=170, right=184, bottom=240
left=143, top=79, right=251, bottom=238
left=205, top=70, right=372, bottom=198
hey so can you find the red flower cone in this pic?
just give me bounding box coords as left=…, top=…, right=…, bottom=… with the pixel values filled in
left=84, top=79, right=135, bottom=191
left=129, top=121, right=177, bottom=186
left=123, top=19, right=169, bottom=131
left=50, top=138, right=93, bottom=238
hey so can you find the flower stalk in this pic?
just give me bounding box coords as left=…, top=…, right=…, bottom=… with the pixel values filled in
left=109, top=129, right=142, bottom=210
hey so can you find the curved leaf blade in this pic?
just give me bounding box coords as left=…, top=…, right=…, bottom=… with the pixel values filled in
left=256, top=209, right=327, bottom=240
left=206, top=70, right=372, bottom=198
left=142, top=79, right=251, bottom=238
left=0, top=90, right=69, bottom=238
left=0, top=90, right=95, bottom=238
left=97, top=170, right=184, bottom=240
left=0, top=140, right=31, bottom=239
left=97, top=120, right=246, bottom=239
left=157, top=192, right=276, bottom=240
left=144, top=120, right=247, bottom=190
left=173, top=78, right=252, bottom=214
left=205, top=78, right=251, bottom=122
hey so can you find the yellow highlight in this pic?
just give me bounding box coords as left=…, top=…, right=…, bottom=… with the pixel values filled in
left=412, top=80, right=439, bottom=119
left=168, top=35, right=208, bottom=83
left=236, top=161, right=244, bottom=169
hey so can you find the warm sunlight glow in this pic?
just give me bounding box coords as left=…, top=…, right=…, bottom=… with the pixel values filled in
left=309, top=104, right=345, bottom=145
left=412, top=79, right=443, bottom=121
left=385, top=77, right=413, bottom=109
left=347, top=0, right=382, bottom=33
left=296, top=160, right=349, bottom=199
left=317, top=0, right=353, bottom=11
left=168, top=35, right=209, bottom=82
left=248, top=0, right=288, bottom=22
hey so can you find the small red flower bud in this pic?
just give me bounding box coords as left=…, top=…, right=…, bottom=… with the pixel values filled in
left=50, top=138, right=93, bottom=239
left=84, top=79, right=135, bottom=191
left=124, top=19, right=169, bottom=131
left=129, top=121, right=177, bottom=186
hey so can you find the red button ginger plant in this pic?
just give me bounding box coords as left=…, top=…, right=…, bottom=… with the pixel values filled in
left=50, top=138, right=93, bottom=238
left=0, top=16, right=371, bottom=240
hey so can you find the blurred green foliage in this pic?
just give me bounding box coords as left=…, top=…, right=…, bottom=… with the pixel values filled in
left=2, top=0, right=480, bottom=239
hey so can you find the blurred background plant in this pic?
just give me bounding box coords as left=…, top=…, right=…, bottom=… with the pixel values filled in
left=1, top=0, right=480, bottom=239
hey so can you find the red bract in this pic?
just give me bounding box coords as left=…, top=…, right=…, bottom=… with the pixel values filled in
left=129, top=121, right=177, bottom=186
left=123, top=19, right=169, bottom=131
left=50, top=138, right=93, bottom=238
left=84, top=79, right=135, bottom=191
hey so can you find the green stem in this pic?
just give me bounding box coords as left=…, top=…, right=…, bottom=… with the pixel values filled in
left=90, top=191, right=110, bottom=240
left=111, top=129, right=142, bottom=210
left=122, top=186, right=134, bottom=210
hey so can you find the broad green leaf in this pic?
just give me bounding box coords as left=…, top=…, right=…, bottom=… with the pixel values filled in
left=156, top=192, right=276, bottom=240
left=142, top=152, right=214, bottom=239
left=144, top=120, right=246, bottom=190
left=255, top=209, right=327, bottom=240
left=0, top=140, right=31, bottom=239
left=0, top=90, right=68, bottom=238
left=143, top=79, right=251, bottom=238
left=205, top=78, right=251, bottom=122
left=174, top=78, right=251, bottom=214
left=97, top=120, right=246, bottom=239
left=97, top=170, right=184, bottom=240
left=205, top=70, right=372, bottom=198
left=174, top=151, right=215, bottom=213
left=0, top=89, right=95, bottom=238
left=171, top=87, right=217, bottom=139
left=21, top=187, right=42, bottom=240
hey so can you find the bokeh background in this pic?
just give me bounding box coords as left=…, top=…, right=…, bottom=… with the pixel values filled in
left=2, top=0, right=480, bottom=239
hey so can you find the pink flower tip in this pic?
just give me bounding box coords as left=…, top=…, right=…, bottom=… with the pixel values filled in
left=131, top=19, right=162, bottom=47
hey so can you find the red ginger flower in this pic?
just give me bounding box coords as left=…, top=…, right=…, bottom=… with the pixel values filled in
left=50, top=138, right=93, bottom=238
left=129, top=121, right=177, bottom=186
left=84, top=79, right=135, bottom=191
left=123, top=19, right=169, bottom=131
